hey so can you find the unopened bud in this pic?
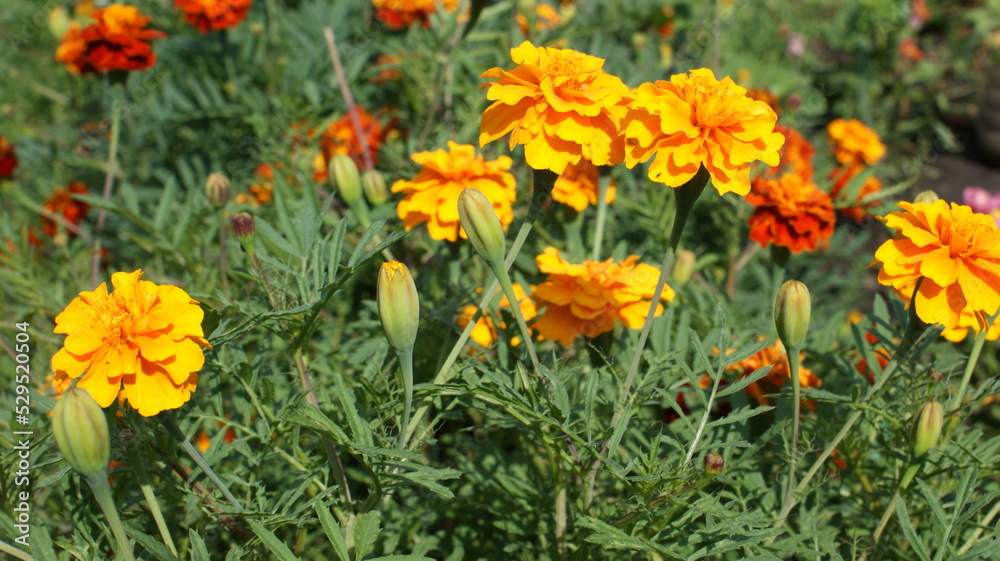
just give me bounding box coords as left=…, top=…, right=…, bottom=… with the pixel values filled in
left=458, top=188, right=506, bottom=266
left=913, top=190, right=939, bottom=204
left=362, top=169, right=389, bottom=206
left=671, top=249, right=696, bottom=285
left=703, top=452, right=724, bottom=475
left=377, top=261, right=419, bottom=354
left=775, top=280, right=811, bottom=350
left=330, top=154, right=361, bottom=206
left=912, top=399, right=943, bottom=457
left=206, top=172, right=230, bottom=207
left=53, top=388, right=110, bottom=480
left=230, top=212, right=256, bottom=257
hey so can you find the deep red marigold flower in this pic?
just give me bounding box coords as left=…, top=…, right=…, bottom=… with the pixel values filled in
left=41, top=181, right=92, bottom=239
left=175, top=0, right=252, bottom=33
left=0, top=137, right=18, bottom=179
left=372, top=0, right=459, bottom=29
left=747, top=173, right=835, bottom=253
left=55, top=4, right=165, bottom=75
left=313, top=107, right=385, bottom=181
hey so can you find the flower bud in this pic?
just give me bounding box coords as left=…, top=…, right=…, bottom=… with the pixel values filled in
left=671, top=249, right=696, bottom=285
left=53, top=388, right=110, bottom=480
left=329, top=154, right=361, bottom=206
left=205, top=172, right=230, bottom=207
left=703, top=452, right=724, bottom=475
left=913, top=190, right=939, bottom=204
left=230, top=212, right=256, bottom=256
left=378, top=261, right=419, bottom=354
left=458, top=188, right=506, bottom=266
left=911, top=399, right=943, bottom=457
left=362, top=169, right=389, bottom=206
left=775, top=280, right=811, bottom=350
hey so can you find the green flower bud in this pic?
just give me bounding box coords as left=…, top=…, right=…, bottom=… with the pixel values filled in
left=912, top=399, right=943, bottom=457
left=330, top=154, right=362, bottom=206
left=231, top=212, right=256, bottom=258
left=671, top=249, right=696, bottom=285
left=912, top=190, right=939, bottom=204
left=53, top=388, right=110, bottom=480
left=362, top=169, right=389, bottom=206
left=458, top=188, right=506, bottom=266
left=205, top=172, right=230, bottom=207
left=703, top=452, right=724, bottom=475
left=775, top=280, right=811, bottom=350
left=378, top=261, right=419, bottom=354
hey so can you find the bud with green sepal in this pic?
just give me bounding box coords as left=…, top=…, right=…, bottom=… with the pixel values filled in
left=378, top=261, right=420, bottom=449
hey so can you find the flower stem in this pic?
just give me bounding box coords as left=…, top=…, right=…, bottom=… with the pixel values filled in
left=779, top=345, right=803, bottom=524
left=947, top=328, right=988, bottom=416
left=91, top=83, right=123, bottom=289
left=591, top=173, right=611, bottom=261
left=123, top=440, right=177, bottom=555
left=87, top=475, right=136, bottom=561
left=397, top=349, right=414, bottom=450
left=869, top=463, right=920, bottom=550
left=0, top=540, right=32, bottom=561
left=218, top=213, right=230, bottom=297
left=160, top=414, right=244, bottom=509
left=490, top=263, right=540, bottom=372
left=322, top=27, right=373, bottom=172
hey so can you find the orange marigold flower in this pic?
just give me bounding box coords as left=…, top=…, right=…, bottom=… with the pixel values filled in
left=516, top=3, right=561, bottom=35
left=623, top=68, right=785, bottom=196
left=874, top=200, right=1000, bottom=331
left=372, top=0, right=458, bottom=29
left=175, top=0, right=252, bottom=33
left=41, top=181, right=91, bottom=238
left=746, top=173, right=835, bottom=253
left=531, top=247, right=674, bottom=345
left=45, top=371, right=75, bottom=400
left=51, top=270, right=211, bottom=417
left=898, top=37, right=924, bottom=62
left=236, top=163, right=275, bottom=206
left=479, top=41, right=631, bottom=175
left=392, top=141, right=516, bottom=242
left=455, top=283, right=538, bottom=350
left=760, top=125, right=814, bottom=182
left=724, top=338, right=821, bottom=408
left=313, top=107, right=384, bottom=181
left=371, top=54, right=402, bottom=84
left=827, top=118, right=885, bottom=167
left=194, top=421, right=237, bottom=452
left=55, top=4, right=165, bottom=75
left=0, top=137, right=18, bottom=179
left=552, top=158, right=616, bottom=211
left=745, top=88, right=781, bottom=118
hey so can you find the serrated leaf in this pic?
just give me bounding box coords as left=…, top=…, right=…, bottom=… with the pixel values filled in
left=28, top=525, right=58, bottom=561
left=716, top=365, right=772, bottom=398
left=370, top=556, right=435, bottom=561
left=285, top=405, right=350, bottom=443
left=189, top=528, right=211, bottom=561
left=578, top=516, right=676, bottom=557
left=123, top=524, right=184, bottom=561
left=705, top=405, right=773, bottom=429
left=247, top=520, right=301, bottom=561
left=346, top=224, right=407, bottom=272
left=327, top=218, right=348, bottom=285
left=896, top=499, right=932, bottom=561
left=352, top=511, right=382, bottom=561
left=314, top=502, right=350, bottom=561
left=254, top=216, right=298, bottom=261
left=333, top=384, right=374, bottom=448
left=540, top=365, right=571, bottom=423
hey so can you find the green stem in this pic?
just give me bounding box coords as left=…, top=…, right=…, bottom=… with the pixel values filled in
left=869, top=464, right=920, bottom=551
left=218, top=213, right=230, bottom=297
left=947, top=328, right=988, bottom=415
left=123, top=440, right=177, bottom=555
left=87, top=475, right=136, bottom=561
left=780, top=345, right=802, bottom=525
left=91, top=83, right=123, bottom=288
left=0, top=540, right=33, bottom=561
left=397, top=349, right=414, bottom=450
left=294, top=350, right=353, bottom=506
left=895, top=277, right=926, bottom=361
left=160, top=414, right=244, bottom=509
left=491, top=264, right=540, bottom=372
left=591, top=173, right=611, bottom=261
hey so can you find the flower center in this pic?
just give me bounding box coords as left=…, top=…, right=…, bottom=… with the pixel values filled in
left=541, top=53, right=588, bottom=89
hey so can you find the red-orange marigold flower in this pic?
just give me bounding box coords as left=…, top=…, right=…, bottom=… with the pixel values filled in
left=747, top=173, right=835, bottom=253
left=0, top=137, right=17, bottom=179
left=392, top=141, right=516, bottom=242
left=55, top=4, right=165, bottom=75
left=624, top=68, right=785, bottom=196
left=827, top=118, right=885, bottom=167
left=552, top=158, right=616, bottom=211
left=724, top=338, right=821, bottom=408
left=531, top=247, right=674, bottom=345
left=480, top=41, right=631, bottom=175
left=175, top=0, right=252, bottom=33
left=41, top=181, right=92, bottom=238
left=372, top=0, right=458, bottom=29
left=313, top=107, right=384, bottom=181
left=874, top=200, right=1000, bottom=331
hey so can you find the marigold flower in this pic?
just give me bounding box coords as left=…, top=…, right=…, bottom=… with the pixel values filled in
left=392, top=141, right=517, bottom=242
left=723, top=338, right=821, bottom=408
left=552, top=158, right=616, bottom=211
left=370, top=54, right=402, bottom=84
left=874, top=200, right=1000, bottom=331
left=624, top=68, right=784, bottom=196
left=0, top=137, right=18, bottom=179
left=455, top=283, right=537, bottom=350
left=194, top=421, right=236, bottom=452
left=827, top=118, right=885, bottom=167
left=175, top=0, right=251, bottom=33
left=41, top=181, right=92, bottom=239
left=372, top=0, right=458, bottom=29
left=235, top=163, right=275, bottom=206
left=745, top=88, right=781, bottom=118
left=55, top=4, right=165, bottom=75
left=479, top=41, right=631, bottom=175
left=531, top=247, right=674, bottom=345
left=313, top=107, right=385, bottom=181
left=895, top=278, right=1000, bottom=343
left=746, top=173, right=835, bottom=253
left=759, top=125, right=814, bottom=182
left=898, top=37, right=924, bottom=62
left=516, top=3, right=561, bottom=35
left=51, top=270, right=210, bottom=417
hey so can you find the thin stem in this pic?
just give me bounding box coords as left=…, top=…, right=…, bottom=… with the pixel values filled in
left=397, top=349, right=414, bottom=450
left=294, top=350, right=353, bottom=506
left=869, top=464, right=919, bottom=550
left=683, top=360, right=725, bottom=464
left=711, top=0, right=722, bottom=72
left=87, top=475, right=136, bottom=561
left=0, top=540, right=33, bottom=561
left=957, top=498, right=1000, bottom=555
left=218, top=213, right=229, bottom=297
left=91, top=84, right=123, bottom=288
left=947, top=328, right=987, bottom=415
left=251, top=254, right=280, bottom=312
left=780, top=345, right=802, bottom=523
left=491, top=264, right=540, bottom=372
left=591, top=173, right=611, bottom=261
left=160, top=414, right=243, bottom=509
left=323, top=27, right=374, bottom=172
left=123, top=440, right=177, bottom=555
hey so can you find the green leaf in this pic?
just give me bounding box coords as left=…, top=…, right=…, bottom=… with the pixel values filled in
left=314, top=502, right=350, bottom=561
left=122, top=523, right=184, bottom=561
left=333, top=383, right=374, bottom=449
left=285, top=405, right=350, bottom=443
left=896, top=498, right=932, bottom=561
left=254, top=216, right=298, bottom=262
left=578, top=516, right=679, bottom=558
left=347, top=222, right=407, bottom=271
left=153, top=177, right=178, bottom=233
left=715, top=365, right=773, bottom=398
left=352, top=511, right=382, bottom=561
left=369, top=556, right=435, bottom=561
left=247, top=519, right=301, bottom=561
left=706, top=405, right=773, bottom=429
left=189, top=528, right=211, bottom=561
left=28, top=525, right=58, bottom=561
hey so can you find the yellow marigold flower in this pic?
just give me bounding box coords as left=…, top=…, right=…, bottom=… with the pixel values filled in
left=552, top=158, right=616, bottom=211
left=392, top=141, right=516, bottom=242
left=531, top=247, right=674, bottom=345
left=827, top=118, right=886, bottom=167
left=51, top=270, right=210, bottom=417
left=623, top=69, right=785, bottom=196
left=455, top=283, right=537, bottom=350
left=479, top=41, right=631, bottom=175
left=896, top=279, right=1000, bottom=343
left=874, top=200, right=1000, bottom=331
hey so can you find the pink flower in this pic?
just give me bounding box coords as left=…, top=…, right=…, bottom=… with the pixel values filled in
left=963, top=186, right=1000, bottom=226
